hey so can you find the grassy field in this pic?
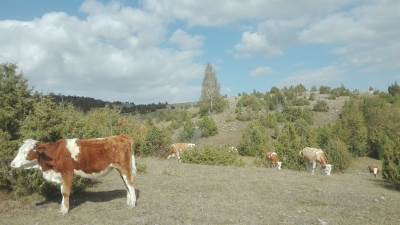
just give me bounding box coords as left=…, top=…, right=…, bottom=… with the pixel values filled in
left=1, top=157, right=399, bottom=225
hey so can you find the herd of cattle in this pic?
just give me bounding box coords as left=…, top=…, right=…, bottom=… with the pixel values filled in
left=10, top=135, right=380, bottom=214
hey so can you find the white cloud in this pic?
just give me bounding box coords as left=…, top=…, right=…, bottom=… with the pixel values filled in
left=234, top=32, right=282, bottom=57
left=282, top=66, right=344, bottom=87
left=144, top=0, right=354, bottom=26
left=249, top=66, right=273, bottom=77
left=169, top=29, right=204, bottom=51
left=0, top=0, right=204, bottom=103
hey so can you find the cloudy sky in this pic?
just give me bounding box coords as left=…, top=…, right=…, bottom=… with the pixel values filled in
left=1, top=0, right=399, bottom=103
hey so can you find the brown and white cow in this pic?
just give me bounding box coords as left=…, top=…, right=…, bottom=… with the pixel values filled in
left=167, top=143, right=196, bottom=160
left=10, top=135, right=137, bottom=214
left=299, top=147, right=332, bottom=176
left=265, top=152, right=282, bottom=170
left=368, top=165, right=380, bottom=178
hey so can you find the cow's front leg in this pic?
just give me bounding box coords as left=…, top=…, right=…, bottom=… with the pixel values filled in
left=60, top=174, right=72, bottom=215
left=311, top=161, right=316, bottom=175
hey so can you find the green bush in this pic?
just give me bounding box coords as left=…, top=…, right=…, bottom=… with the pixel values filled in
left=324, top=138, right=352, bottom=172
left=382, top=137, right=400, bottom=188
left=336, top=99, right=368, bottom=156
left=291, top=98, right=310, bottom=106
left=313, top=100, right=329, bottom=112
left=259, top=114, right=278, bottom=129
left=179, top=119, right=195, bottom=141
left=274, top=121, right=317, bottom=170
left=141, top=126, right=171, bottom=157
left=238, top=122, right=273, bottom=157
left=319, top=86, right=331, bottom=94
left=282, top=107, right=313, bottom=124
left=197, top=116, right=218, bottom=137
left=181, top=146, right=244, bottom=167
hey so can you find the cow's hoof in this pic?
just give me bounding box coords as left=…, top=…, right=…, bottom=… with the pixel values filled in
left=60, top=207, right=69, bottom=215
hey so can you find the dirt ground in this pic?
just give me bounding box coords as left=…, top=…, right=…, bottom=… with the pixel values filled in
left=0, top=157, right=399, bottom=225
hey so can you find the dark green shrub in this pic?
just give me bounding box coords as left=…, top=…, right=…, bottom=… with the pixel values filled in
left=141, top=126, right=171, bottom=157
left=179, top=119, right=195, bottom=141
left=197, top=116, right=218, bottom=137
left=259, top=114, right=277, bottom=129
left=319, top=86, right=331, bottom=94
left=282, top=107, right=313, bottom=124
left=336, top=99, right=368, bottom=156
left=181, top=146, right=244, bottom=167
left=238, top=122, right=273, bottom=157
left=291, top=98, right=310, bottom=106
left=313, top=100, right=329, bottom=112
left=382, top=137, right=400, bottom=188
left=324, top=138, right=352, bottom=172
left=309, top=93, right=316, bottom=101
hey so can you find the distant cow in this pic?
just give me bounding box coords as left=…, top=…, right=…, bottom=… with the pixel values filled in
left=265, top=152, right=282, bottom=170
left=167, top=143, right=196, bottom=160
left=228, top=146, right=238, bottom=154
left=299, top=147, right=332, bottom=175
left=11, top=135, right=137, bottom=214
left=368, top=165, right=380, bottom=178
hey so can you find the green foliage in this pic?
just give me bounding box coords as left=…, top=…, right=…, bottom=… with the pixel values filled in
left=316, top=127, right=352, bottom=172
left=259, top=114, right=278, bottom=129
left=264, top=88, right=285, bottom=110
left=336, top=99, right=368, bottom=156
left=179, top=119, right=195, bottom=141
left=381, top=137, right=400, bottom=188
left=282, top=107, right=313, bottom=124
left=274, top=121, right=317, bottom=170
left=197, top=116, right=218, bottom=137
left=238, top=122, right=272, bottom=157
left=200, top=64, right=226, bottom=114
left=331, top=85, right=351, bottom=97
left=181, top=146, right=244, bottom=167
left=237, top=94, right=264, bottom=111
left=141, top=126, right=171, bottom=157
left=290, top=98, right=310, bottom=106
left=309, top=93, right=316, bottom=101
left=0, top=63, right=33, bottom=139
left=388, top=82, right=400, bottom=97
left=313, top=100, right=329, bottom=112
left=319, top=86, right=331, bottom=94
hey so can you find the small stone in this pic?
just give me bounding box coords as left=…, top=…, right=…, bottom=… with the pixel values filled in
left=318, top=218, right=328, bottom=225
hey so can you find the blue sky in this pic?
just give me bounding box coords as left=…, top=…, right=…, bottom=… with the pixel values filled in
left=0, top=0, right=399, bottom=103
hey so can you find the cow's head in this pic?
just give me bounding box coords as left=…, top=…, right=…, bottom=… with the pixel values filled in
left=10, top=139, right=39, bottom=169
left=188, top=143, right=196, bottom=148
left=323, top=164, right=332, bottom=176
left=277, top=161, right=282, bottom=170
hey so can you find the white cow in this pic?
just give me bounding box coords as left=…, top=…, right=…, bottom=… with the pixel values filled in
left=299, top=147, right=332, bottom=175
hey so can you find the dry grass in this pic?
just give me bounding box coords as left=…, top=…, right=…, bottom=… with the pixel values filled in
left=0, top=157, right=399, bottom=225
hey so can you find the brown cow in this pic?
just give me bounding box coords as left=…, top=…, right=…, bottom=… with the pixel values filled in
left=265, top=152, right=282, bottom=170
left=10, top=135, right=136, bottom=214
left=167, top=143, right=196, bottom=160
left=368, top=165, right=380, bottom=178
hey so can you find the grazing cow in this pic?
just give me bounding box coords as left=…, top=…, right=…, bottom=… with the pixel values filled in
left=368, top=165, right=380, bottom=178
left=10, top=135, right=136, bottom=214
left=299, top=147, right=332, bottom=176
left=167, top=143, right=196, bottom=160
left=265, top=152, right=282, bottom=170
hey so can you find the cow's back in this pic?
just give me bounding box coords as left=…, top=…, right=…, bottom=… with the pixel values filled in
left=75, top=135, right=132, bottom=173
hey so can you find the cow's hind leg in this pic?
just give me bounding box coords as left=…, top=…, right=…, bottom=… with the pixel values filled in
left=115, top=166, right=136, bottom=208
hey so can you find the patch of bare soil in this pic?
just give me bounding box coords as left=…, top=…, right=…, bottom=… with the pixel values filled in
left=1, top=157, right=399, bottom=225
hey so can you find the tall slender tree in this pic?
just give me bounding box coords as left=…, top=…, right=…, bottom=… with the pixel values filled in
left=200, top=64, right=224, bottom=114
